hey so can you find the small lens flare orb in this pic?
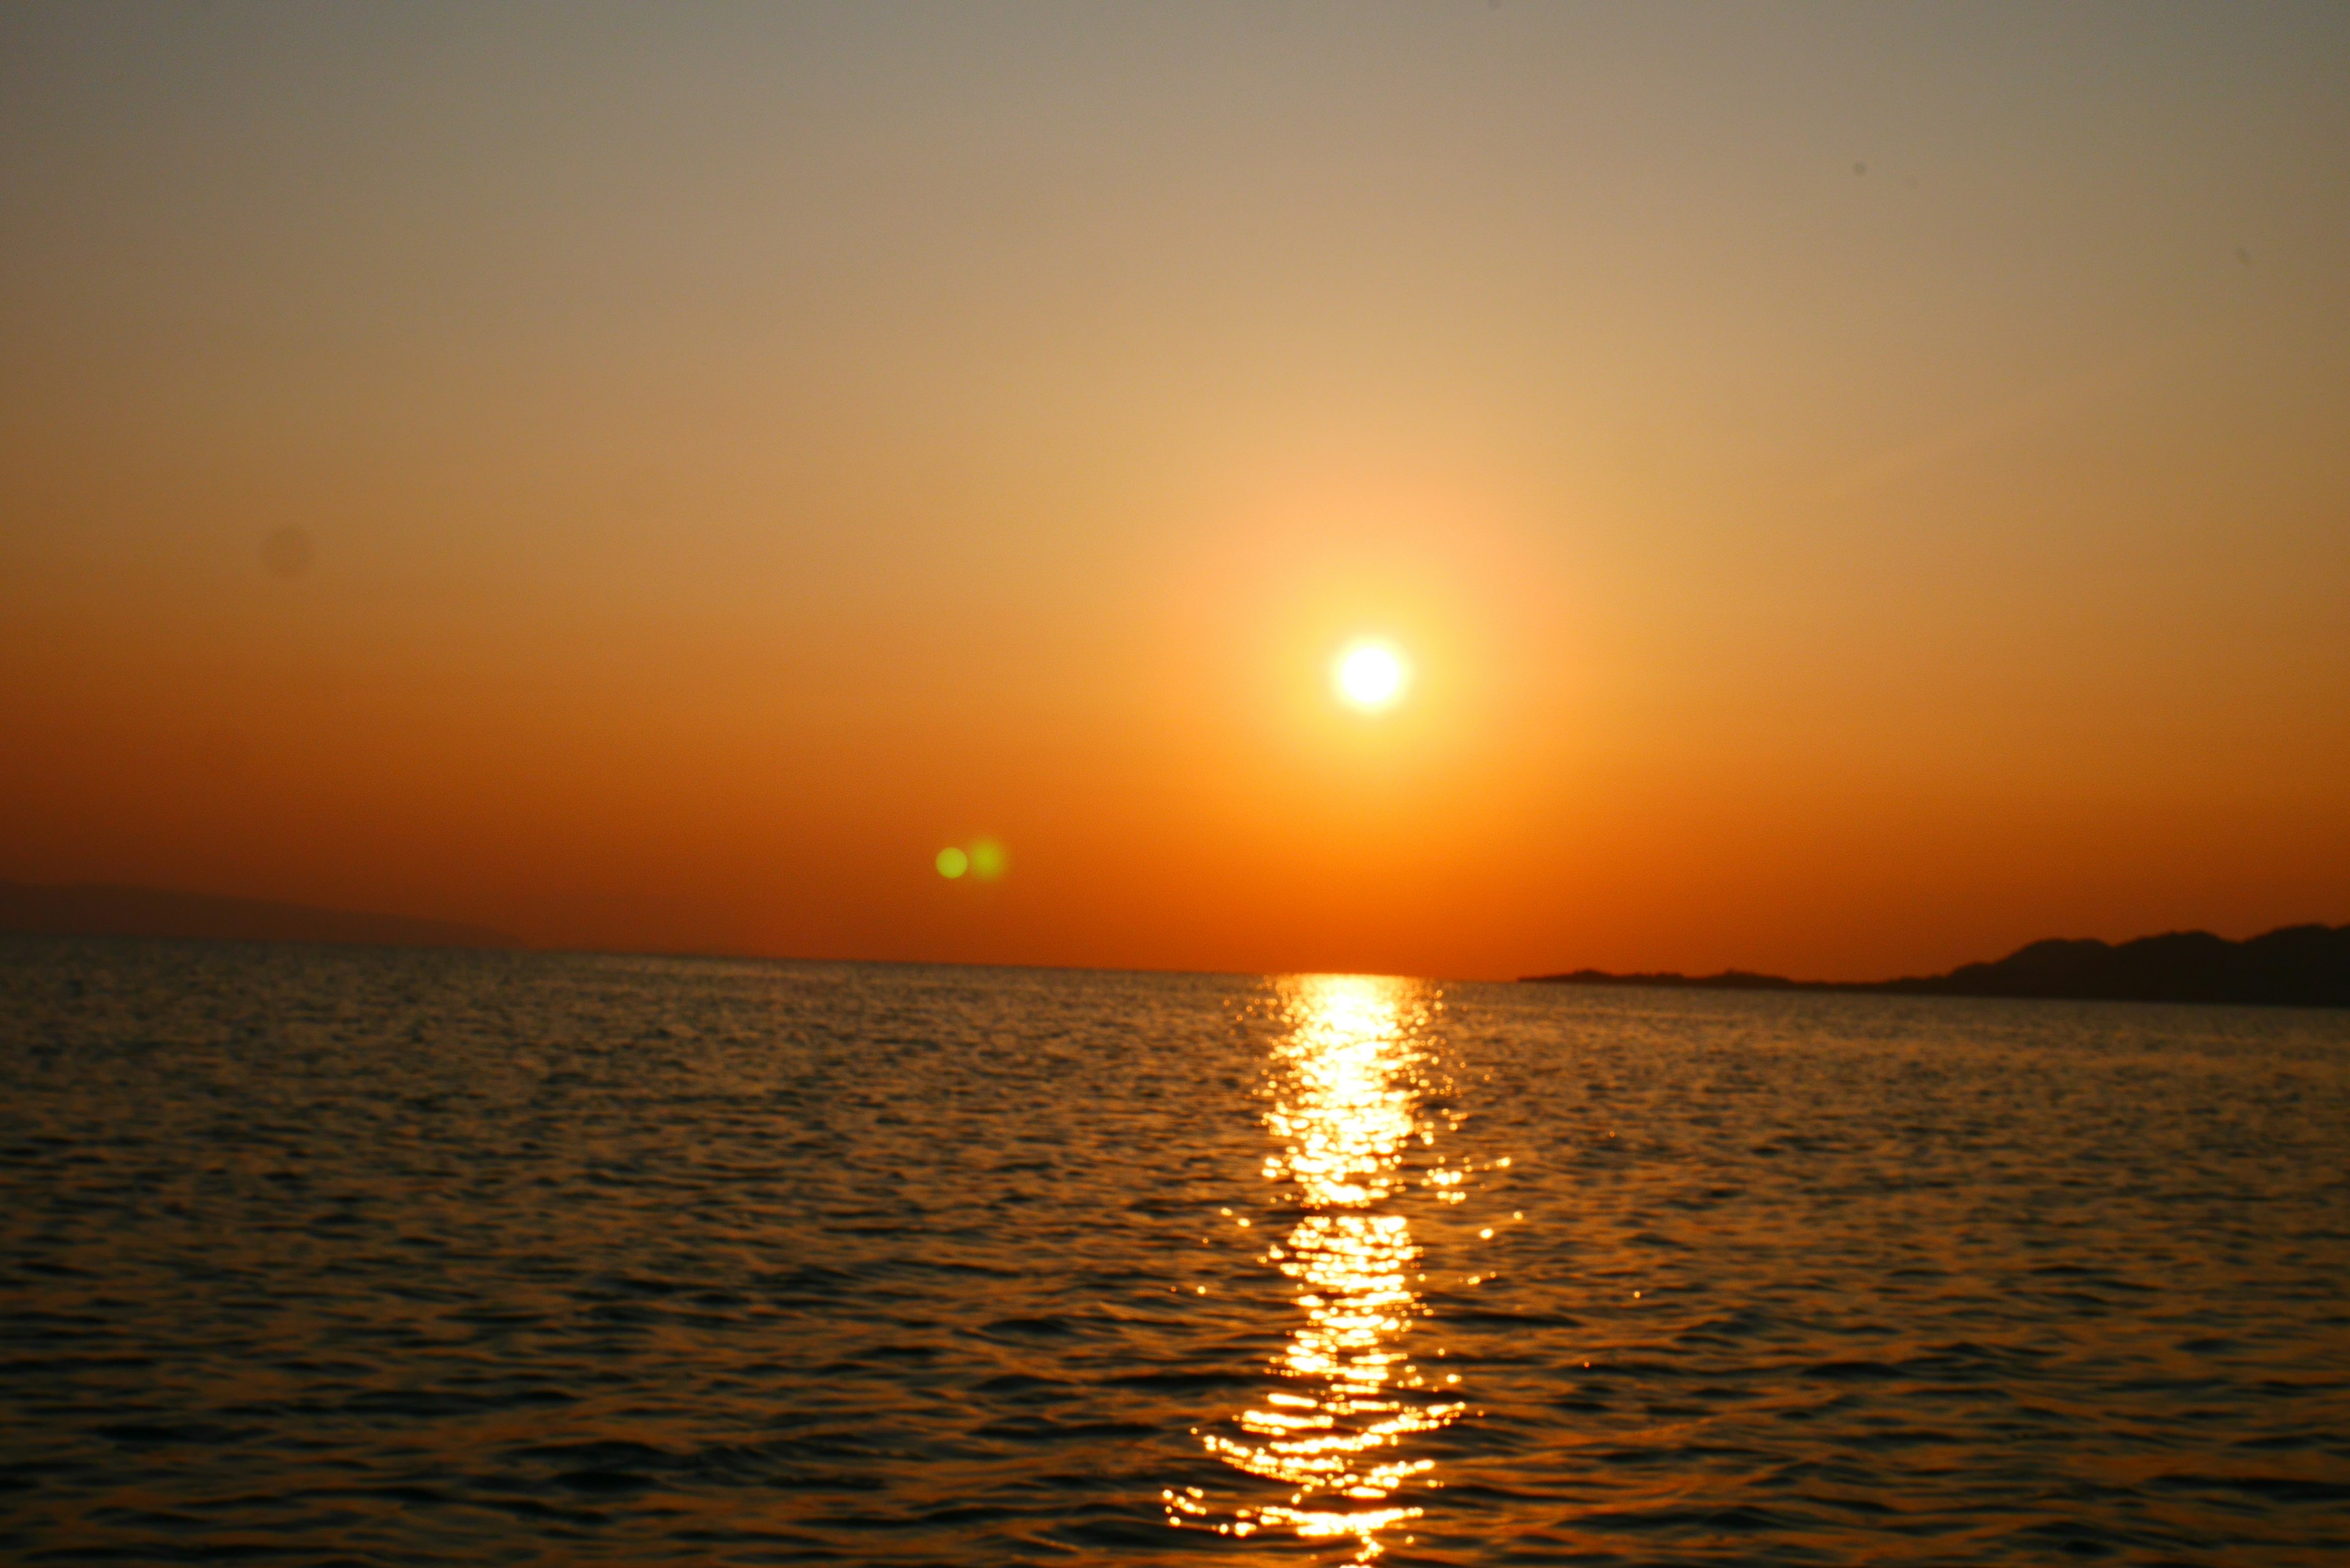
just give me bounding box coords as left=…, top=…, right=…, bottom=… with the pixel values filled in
left=968, top=838, right=1008, bottom=881
left=1333, top=639, right=1411, bottom=713
left=936, top=839, right=1008, bottom=881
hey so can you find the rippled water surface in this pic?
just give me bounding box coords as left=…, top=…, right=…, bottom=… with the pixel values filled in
left=5, top=938, right=2349, bottom=1564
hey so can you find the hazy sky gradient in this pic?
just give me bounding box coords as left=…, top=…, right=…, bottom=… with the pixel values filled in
left=5, top=2, right=2347, bottom=977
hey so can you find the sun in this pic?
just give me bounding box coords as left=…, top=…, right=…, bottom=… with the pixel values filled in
left=1333, top=638, right=1411, bottom=713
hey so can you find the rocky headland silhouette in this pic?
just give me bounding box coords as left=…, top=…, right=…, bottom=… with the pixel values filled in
left=1527, top=923, right=2350, bottom=1009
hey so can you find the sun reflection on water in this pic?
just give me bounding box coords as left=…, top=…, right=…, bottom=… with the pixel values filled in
left=1167, top=974, right=1463, bottom=1562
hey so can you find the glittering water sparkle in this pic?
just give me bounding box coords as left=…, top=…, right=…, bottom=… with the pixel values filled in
left=1168, top=975, right=1495, bottom=1560
left=7, top=941, right=2350, bottom=1565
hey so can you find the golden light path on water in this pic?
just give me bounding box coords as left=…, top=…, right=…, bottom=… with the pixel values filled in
left=1167, top=974, right=1471, bottom=1562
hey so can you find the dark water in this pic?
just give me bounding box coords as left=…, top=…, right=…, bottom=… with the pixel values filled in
left=4, top=939, right=2349, bottom=1564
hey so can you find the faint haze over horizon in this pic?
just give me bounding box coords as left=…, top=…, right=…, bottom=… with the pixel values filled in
left=4, top=2, right=2347, bottom=982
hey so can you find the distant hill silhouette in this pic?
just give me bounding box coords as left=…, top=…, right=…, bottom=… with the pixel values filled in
left=1526, top=923, right=2350, bottom=1009
left=0, top=880, right=522, bottom=952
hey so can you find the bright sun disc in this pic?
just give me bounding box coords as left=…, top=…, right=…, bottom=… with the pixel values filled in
left=1334, top=640, right=1411, bottom=712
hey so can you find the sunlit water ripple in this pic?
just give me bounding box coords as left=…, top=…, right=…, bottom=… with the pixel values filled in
left=4, top=939, right=2348, bottom=1564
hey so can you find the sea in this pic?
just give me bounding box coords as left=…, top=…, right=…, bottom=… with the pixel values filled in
left=4, top=938, right=2348, bottom=1565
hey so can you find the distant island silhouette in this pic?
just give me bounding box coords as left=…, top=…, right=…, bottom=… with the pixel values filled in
left=1526, top=924, right=2350, bottom=1009
left=0, top=880, right=521, bottom=952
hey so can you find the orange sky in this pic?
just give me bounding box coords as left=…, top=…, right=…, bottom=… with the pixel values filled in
left=4, top=2, right=2348, bottom=980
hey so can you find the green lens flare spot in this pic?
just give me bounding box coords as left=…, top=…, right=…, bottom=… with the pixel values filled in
left=968, top=838, right=1007, bottom=881
left=934, top=846, right=969, bottom=879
